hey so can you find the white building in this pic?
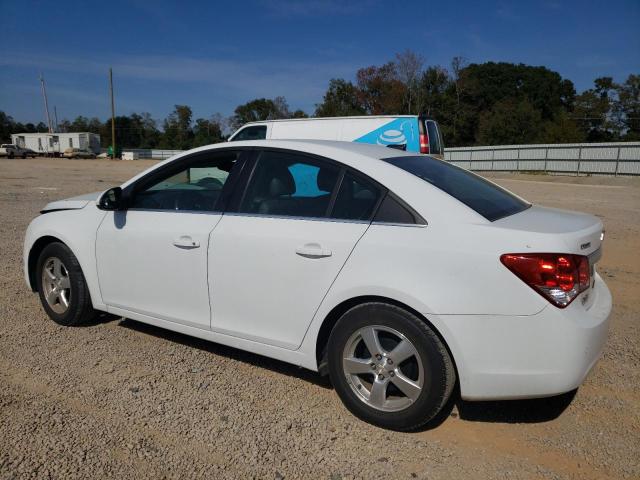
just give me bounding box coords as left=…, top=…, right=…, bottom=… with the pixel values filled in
left=11, top=132, right=101, bottom=155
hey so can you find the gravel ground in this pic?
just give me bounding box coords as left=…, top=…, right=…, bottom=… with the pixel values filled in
left=1, top=158, right=638, bottom=479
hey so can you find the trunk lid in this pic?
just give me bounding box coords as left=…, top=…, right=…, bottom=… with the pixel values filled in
left=494, top=205, right=603, bottom=256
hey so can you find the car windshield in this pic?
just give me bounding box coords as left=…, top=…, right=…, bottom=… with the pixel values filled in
left=383, top=155, right=530, bottom=221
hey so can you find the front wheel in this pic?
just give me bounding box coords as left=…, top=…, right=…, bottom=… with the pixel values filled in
left=328, top=302, right=456, bottom=431
left=36, top=242, right=97, bottom=326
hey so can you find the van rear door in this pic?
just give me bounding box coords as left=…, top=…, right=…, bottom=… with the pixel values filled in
left=420, top=118, right=445, bottom=159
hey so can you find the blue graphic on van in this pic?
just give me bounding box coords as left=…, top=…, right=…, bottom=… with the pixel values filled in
left=353, top=118, right=419, bottom=152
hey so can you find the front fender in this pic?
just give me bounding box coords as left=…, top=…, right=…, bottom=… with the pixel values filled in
left=24, top=205, right=107, bottom=310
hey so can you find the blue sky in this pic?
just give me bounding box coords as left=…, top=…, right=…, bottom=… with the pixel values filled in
left=1, top=0, right=638, bottom=125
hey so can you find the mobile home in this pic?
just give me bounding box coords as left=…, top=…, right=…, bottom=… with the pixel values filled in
left=11, top=132, right=101, bottom=156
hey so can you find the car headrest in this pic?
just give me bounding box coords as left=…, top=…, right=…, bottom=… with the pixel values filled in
left=269, top=168, right=295, bottom=196
left=317, top=168, right=338, bottom=193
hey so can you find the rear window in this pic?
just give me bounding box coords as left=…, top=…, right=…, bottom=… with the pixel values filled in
left=383, top=156, right=530, bottom=221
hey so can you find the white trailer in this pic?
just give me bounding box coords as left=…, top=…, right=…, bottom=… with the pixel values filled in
left=11, top=132, right=101, bottom=156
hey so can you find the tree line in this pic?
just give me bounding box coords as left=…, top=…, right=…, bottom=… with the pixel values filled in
left=1, top=52, right=638, bottom=148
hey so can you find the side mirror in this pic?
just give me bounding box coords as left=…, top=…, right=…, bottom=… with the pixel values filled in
left=98, top=187, right=124, bottom=210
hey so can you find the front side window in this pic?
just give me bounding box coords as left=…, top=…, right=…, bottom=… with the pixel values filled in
left=129, top=151, right=239, bottom=211
left=239, top=151, right=339, bottom=217
left=384, top=155, right=530, bottom=221
left=231, top=125, right=267, bottom=141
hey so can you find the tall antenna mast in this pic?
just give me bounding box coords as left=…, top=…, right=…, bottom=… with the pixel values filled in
left=109, top=67, right=116, bottom=159
left=40, top=73, right=53, bottom=133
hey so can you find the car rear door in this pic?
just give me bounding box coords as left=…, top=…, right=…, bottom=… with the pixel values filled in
left=208, top=149, right=384, bottom=349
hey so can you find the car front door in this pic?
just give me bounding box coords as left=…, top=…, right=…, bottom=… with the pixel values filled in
left=208, top=149, right=383, bottom=349
left=96, top=149, right=245, bottom=328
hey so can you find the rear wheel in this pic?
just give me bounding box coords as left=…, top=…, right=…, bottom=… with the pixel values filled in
left=328, top=302, right=455, bottom=431
left=36, top=242, right=97, bottom=326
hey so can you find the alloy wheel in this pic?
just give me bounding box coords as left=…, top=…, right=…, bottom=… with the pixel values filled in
left=41, top=257, right=71, bottom=314
left=342, top=325, right=424, bottom=412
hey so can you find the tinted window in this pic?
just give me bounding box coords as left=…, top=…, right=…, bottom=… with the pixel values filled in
left=231, top=126, right=267, bottom=141
left=239, top=151, right=339, bottom=218
left=384, top=156, right=529, bottom=221
left=373, top=193, right=424, bottom=225
left=331, top=171, right=381, bottom=221
left=130, top=152, right=239, bottom=211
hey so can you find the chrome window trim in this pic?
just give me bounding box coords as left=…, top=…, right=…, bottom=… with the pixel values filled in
left=125, top=208, right=223, bottom=215
left=222, top=211, right=371, bottom=225
left=371, top=221, right=428, bottom=228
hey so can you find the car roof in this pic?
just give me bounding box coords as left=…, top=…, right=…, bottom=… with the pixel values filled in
left=224, top=139, right=416, bottom=158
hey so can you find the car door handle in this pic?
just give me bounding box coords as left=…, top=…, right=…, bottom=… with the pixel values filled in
left=173, top=235, right=200, bottom=249
left=295, top=243, right=332, bottom=258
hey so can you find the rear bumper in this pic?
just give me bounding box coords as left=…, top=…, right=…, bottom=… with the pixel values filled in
left=431, top=273, right=612, bottom=400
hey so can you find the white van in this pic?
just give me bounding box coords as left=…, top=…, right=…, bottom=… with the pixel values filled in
left=228, top=115, right=445, bottom=158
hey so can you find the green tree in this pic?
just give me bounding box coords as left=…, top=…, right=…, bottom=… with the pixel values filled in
left=193, top=117, right=223, bottom=146
left=232, top=98, right=289, bottom=128
left=315, top=79, right=365, bottom=117
left=573, top=88, right=615, bottom=141
left=69, top=116, right=89, bottom=132
left=0, top=111, right=13, bottom=142
left=478, top=98, right=542, bottom=145
left=615, top=74, right=640, bottom=140
left=540, top=111, right=585, bottom=143
left=162, top=105, right=194, bottom=149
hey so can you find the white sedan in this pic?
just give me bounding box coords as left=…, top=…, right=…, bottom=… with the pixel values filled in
left=24, top=140, right=612, bottom=430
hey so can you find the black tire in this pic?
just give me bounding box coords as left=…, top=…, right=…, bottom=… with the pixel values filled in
left=22, top=153, right=27, bottom=159
left=327, top=302, right=456, bottom=431
left=36, top=242, right=97, bottom=326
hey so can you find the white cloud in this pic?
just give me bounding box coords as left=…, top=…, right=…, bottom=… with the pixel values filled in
left=1, top=51, right=358, bottom=109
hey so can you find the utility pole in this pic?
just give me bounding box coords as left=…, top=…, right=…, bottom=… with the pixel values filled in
left=40, top=74, right=53, bottom=133
left=109, top=67, right=116, bottom=159
left=53, top=106, right=59, bottom=133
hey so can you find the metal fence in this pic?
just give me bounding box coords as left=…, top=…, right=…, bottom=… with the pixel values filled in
left=120, top=149, right=184, bottom=160
left=444, top=142, right=640, bottom=175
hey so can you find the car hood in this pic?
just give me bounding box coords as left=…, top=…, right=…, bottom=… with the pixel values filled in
left=41, top=191, right=102, bottom=213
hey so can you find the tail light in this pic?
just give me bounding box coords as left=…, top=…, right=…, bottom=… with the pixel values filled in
left=419, top=133, right=429, bottom=154
left=500, top=253, right=590, bottom=308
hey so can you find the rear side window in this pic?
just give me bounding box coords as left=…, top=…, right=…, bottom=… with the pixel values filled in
left=231, top=125, right=267, bottom=141
left=239, top=151, right=339, bottom=218
left=384, top=156, right=530, bottom=221
left=331, top=171, right=381, bottom=221
left=373, top=193, right=425, bottom=225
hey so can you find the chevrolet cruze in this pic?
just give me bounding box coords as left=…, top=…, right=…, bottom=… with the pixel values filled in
left=24, top=140, right=612, bottom=430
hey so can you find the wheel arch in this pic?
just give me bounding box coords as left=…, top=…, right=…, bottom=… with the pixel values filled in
left=314, top=295, right=460, bottom=382
left=27, top=235, right=67, bottom=291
